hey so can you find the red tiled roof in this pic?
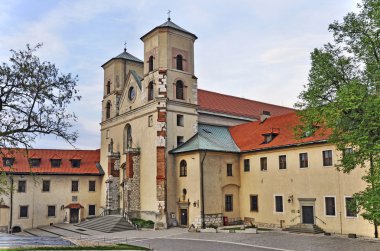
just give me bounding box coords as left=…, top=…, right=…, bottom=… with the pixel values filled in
left=64, top=203, right=84, bottom=209
left=229, top=112, right=331, bottom=151
left=198, top=89, right=294, bottom=119
left=1, top=149, right=102, bottom=175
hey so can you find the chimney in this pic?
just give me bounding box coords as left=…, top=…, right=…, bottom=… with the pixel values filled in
left=260, top=110, right=271, bottom=122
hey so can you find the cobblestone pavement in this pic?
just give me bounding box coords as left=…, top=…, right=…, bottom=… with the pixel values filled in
left=0, top=233, right=73, bottom=248
left=10, top=225, right=380, bottom=251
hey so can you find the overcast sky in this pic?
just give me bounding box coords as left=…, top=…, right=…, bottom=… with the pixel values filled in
left=0, top=0, right=359, bottom=149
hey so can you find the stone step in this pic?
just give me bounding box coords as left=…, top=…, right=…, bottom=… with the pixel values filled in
left=75, top=215, right=134, bottom=233
left=285, top=224, right=325, bottom=234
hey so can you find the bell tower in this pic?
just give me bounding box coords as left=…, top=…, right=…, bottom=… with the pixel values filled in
left=140, top=17, right=199, bottom=227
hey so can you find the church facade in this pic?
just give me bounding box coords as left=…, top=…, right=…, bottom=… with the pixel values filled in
left=98, top=18, right=374, bottom=237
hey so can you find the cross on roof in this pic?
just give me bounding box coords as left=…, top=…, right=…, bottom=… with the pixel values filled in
left=124, top=41, right=127, bottom=52
left=167, top=10, right=171, bottom=21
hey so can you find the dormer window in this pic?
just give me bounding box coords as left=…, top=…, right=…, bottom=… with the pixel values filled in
left=262, top=128, right=279, bottom=144
left=176, top=54, right=183, bottom=70
left=3, top=158, right=14, bottom=167
left=148, top=56, right=154, bottom=72
left=50, top=159, right=61, bottom=168
left=71, top=159, right=81, bottom=168
left=29, top=158, right=41, bottom=167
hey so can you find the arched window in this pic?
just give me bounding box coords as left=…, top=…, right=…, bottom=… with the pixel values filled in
left=176, top=54, right=183, bottom=70
left=176, top=80, right=184, bottom=100
left=106, top=101, right=111, bottom=119
left=148, top=56, right=154, bottom=72
left=106, top=81, right=111, bottom=94
left=148, top=82, right=154, bottom=101
left=180, top=160, right=187, bottom=177
left=123, top=124, right=132, bottom=151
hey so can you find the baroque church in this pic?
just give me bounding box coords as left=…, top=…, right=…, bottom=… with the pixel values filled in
left=0, top=18, right=374, bottom=237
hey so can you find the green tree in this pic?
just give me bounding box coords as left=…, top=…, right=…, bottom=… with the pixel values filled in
left=0, top=44, right=80, bottom=193
left=296, top=0, right=380, bottom=238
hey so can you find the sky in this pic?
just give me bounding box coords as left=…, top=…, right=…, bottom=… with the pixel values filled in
left=0, top=0, right=359, bottom=150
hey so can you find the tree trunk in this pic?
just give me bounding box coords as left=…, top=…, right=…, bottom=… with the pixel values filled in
left=369, top=154, right=378, bottom=238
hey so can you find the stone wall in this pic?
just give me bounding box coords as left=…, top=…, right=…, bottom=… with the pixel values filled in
left=193, top=213, right=223, bottom=228
left=126, top=154, right=140, bottom=212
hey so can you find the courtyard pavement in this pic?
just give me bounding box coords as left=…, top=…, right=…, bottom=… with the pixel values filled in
left=8, top=224, right=380, bottom=251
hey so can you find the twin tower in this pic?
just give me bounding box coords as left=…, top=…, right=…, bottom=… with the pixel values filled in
left=99, top=18, right=199, bottom=227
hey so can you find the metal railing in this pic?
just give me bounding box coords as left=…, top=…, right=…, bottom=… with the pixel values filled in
left=290, top=214, right=300, bottom=223
left=314, top=216, right=327, bottom=225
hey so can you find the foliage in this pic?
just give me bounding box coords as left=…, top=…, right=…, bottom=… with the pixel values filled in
left=131, top=218, right=155, bottom=228
left=0, top=43, right=80, bottom=152
left=295, top=0, right=380, bottom=237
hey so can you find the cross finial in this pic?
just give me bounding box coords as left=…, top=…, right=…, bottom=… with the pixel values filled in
left=124, top=41, right=127, bottom=52
left=167, top=10, right=171, bottom=21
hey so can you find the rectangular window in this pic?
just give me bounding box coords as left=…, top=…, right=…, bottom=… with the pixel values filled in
left=177, top=114, right=184, bottom=127
left=19, top=206, right=28, bottom=218
left=71, top=159, right=81, bottom=168
left=275, top=196, right=283, bottom=212
left=250, top=195, right=258, bottom=212
left=344, top=148, right=353, bottom=155
left=279, top=155, right=287, bottom=170
left=177, top=136, right=184, bottom=147
left=244, top=159, right=250, bottom=172
left=51, top=159, right=61, bottom=168
left=345, top=197, right=357, bottom=217
left=48, top=205, right=56, bottom=217
left=260, top=157, right=267, bottom=171
left=89, top=205, right=96, bottom=216
left=18, top=180, right=26, bottom=193
left=72, top=196, right=78, bottom=202
left=42, top=180, right=50, bottom=192
left=3, top=158, right=14, bottom=167
left=299, top=153, right=308, bottom=168
left=225, top=195, right=233, bottom=212
left=71, top=180, right=79, bottom=192
left=322, top=150, right=333, bottom=166
left=148, top=115, right=153, bottom=127
left=89, top=180, right=96, bottom=192
left=226, top=164, right=232, bottom=176
left=325, top=197, right=336, bottom=216
left=29, top=158, right=41, bottom=167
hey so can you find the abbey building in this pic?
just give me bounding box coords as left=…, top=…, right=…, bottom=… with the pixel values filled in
left=0, top=18, right=375, bottom=237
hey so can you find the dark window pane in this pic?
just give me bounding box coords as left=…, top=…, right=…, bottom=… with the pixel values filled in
left=176, top=54, right=183, bottom=70
left=323, top=150, right=333, bottom=166
left=20, top=206, right=28, bottom=218
left=3, top=158, right=14, bottom=167
left=260, top=157, right=267, bottom=171
left=29, top=158, right=41, bottom=167
left=325, top=197, right=336, bottom=216
left=177, top=114, right=184, bottom=126
left=148, top=82, right=154, bottom=101
left=89, top=181, right=96, bottom=192
left=279, top=155, right=287, bottom=169
left=180, top=160, right=187, bottom=177
left=177, top=136, right=184, bottom=147
left=225, top=195, right=233, bottom=212
left=250, top=195, right=258, bottom=212
left=227, top=164, right=233, bottom=176
left=244, top=159, right=250, bottom=172
left=148, top=56, right=154, bottom=72
left=299, top=153, right=308, bottom=168
left=72, top=181, right=79, bottom=192
left=42, top=180, right=50, bottom=192
left=275, top=196, right=283, bottom=212
left=71, top=159, right=81, bottom=168
left=48, top=206, right=56, bottom=217
left=51, top=159, right=61, bottom=168
left=18, top=181, right=26, bottom=193
left=89, top=205, right=96, bottom=216
left=176, top=81, right=184, bottom=100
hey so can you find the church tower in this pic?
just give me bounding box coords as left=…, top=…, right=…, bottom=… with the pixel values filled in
left=99, top=17, right=198, bottom=228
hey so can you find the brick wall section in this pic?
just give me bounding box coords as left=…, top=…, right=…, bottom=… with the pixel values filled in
left=108, top=158, right=119, bottom=177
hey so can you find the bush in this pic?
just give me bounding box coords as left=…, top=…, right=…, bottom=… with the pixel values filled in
left=131, top=218, right=154, bottom=229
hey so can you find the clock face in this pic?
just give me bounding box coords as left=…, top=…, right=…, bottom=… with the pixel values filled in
left=128, top=86, right=136, bottom=101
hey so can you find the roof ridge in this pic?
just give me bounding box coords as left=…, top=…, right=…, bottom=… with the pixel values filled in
left=198, top=89, right=294, bottom=110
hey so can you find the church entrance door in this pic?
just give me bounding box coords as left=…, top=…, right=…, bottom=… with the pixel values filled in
left=180, top=209, right=188, bottom=226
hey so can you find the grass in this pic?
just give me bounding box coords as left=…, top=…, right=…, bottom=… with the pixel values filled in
left=1, top=243, right=149, bottom=250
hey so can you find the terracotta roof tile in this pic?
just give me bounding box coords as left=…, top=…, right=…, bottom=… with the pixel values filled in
left=1, top=149, right=102, bottom=175
left=229, top=112, right=330, bottom=151
left=198, top=89, right=294, bottom=119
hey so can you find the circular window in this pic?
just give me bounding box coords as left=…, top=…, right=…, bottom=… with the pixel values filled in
left=128, top=87, right=136, bottom=101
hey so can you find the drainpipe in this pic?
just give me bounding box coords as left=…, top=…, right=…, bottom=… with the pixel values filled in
left=200, top=151, right=207, bottom=229
left=9, top=174, right=13, bottom=233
